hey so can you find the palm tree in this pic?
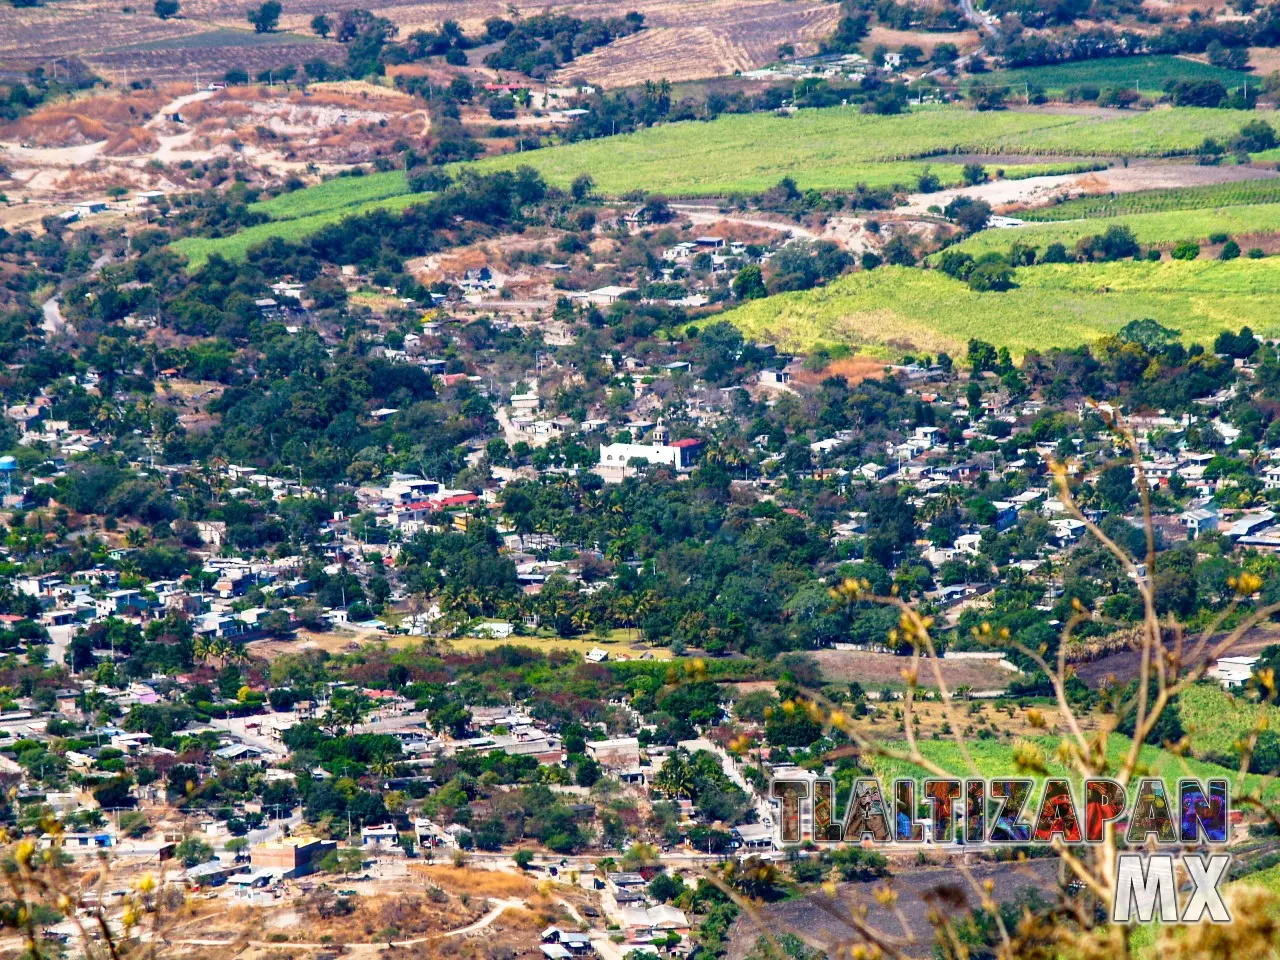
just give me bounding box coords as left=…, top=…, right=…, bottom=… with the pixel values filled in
left=653, top=751, right=693, bottom=799
left=370, top=753, right=399, bottom=779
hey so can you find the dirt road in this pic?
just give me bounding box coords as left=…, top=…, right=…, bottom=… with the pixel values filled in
left=672, top=203, right=875, bottom=253
left=898, top=162, right=1280, bottom=216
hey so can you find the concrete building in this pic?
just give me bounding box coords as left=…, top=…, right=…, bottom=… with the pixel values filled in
left=585, top=736, right=641, bottom=769
left=250, top=836, right=336, bottom=878
left=596, top=437, right=701, bottom=482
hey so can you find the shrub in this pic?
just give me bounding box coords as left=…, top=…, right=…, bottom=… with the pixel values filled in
left=1171, top=240, right=1200, bottom=260
left=1249, top=247, right=1266, bottom=259
left=967, top=259, right=1015, bottom=292
left=1041, top=242, right=1069, bottom=264
left=1220, top=239, right=1241, bottom=260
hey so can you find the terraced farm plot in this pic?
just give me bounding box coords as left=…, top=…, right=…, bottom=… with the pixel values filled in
left=722, top=260, right=1280, bottom=356
left=976, top=55, right=1254, bottom=96
left=89, top=29, right=340, bottom=83
left=949, top=201, right=1280, bottom=257
left=0, top=4, right=200, bottom=61
left=466, top=106, right=1261, bottom=197
left=1020, top=176, right=1280, bottom=220
left=175, top=0, right=838, bottom=85
left=546, top=1, right=838, bottom=86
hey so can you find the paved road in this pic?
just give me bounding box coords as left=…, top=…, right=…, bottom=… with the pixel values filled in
left=959, top=0, right=997, bottom=36
left=40, top=297, right=69, bottom=338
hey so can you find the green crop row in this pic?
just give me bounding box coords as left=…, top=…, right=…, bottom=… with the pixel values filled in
left=1020, top=176, right=1280, bottom=221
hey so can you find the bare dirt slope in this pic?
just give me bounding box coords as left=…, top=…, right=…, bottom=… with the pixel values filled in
left=898, top=161, right=1280, bottom=215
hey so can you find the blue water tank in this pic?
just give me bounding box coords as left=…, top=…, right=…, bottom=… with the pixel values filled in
left=0, top=457, right=15, bottom=472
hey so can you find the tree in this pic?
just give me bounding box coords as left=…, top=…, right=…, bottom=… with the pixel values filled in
left=881, top=234, right=916, bottom=266
left=961, top=162, right=987, bottom=186
left=931, top=42, right=959, bottom=66
left=944, top=195, right=991, bottom=234
left=570, top=173, right=594, bottom=202
left=967, top=259, right=1014, bottom=292
left=513, top=849, right=534, bottom=869
left=247, top=0, right=281, bottom=33
left=174, top=836, right=214, bottom=867
left=732, top=264, right=766, bottom=300
left=967, top=339, right=998, bottom=374
left=311, top=13, right=331, bottom=36
left=575, top=756, right=602, bottom=787
left=320, top=847, right=367, bottom=875
left=154, top=0, right=179, bottom=18
left=1096, top=462, right=1133, bottom=510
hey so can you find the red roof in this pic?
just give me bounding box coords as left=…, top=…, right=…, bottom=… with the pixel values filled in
left=670, top=438, right=701, bottom=448
left=402, top=493, right=479, bottom=511
left=440, top=373, right=469, bottom=386
left=435, top=493, right=478, bottom=507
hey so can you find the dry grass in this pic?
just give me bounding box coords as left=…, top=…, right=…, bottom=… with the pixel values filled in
left=792, top=356, right=889, bottom=386
left=0, top=86, right=173, bottom=147
left=408, top=865, right=537, bottom=899
left=1248, top=46, right=1280, bottom=74
left=865, top=26, right=981, bottom=53
left=103, top=126, right=160, bottom=155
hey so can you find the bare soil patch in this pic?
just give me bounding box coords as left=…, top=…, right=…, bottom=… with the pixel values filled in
left=1073, top=623, right=1280, bottom=689
left=727, top=858, right=1058, bottom=959
left=792, top=356, right=889, bottom=387
left=810, top=649, right=1014, bottom=691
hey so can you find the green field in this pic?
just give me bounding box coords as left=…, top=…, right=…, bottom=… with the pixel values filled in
left=867, top=733, right=1280, bottom=801
left=973, top=55, right=1254, bottom=96
left=722, top=260, right=1280, bottom=356
left=1178, top=683, right=1280, bottom=763
left=172, top=192, right=430, bottom=270
left=249, top=171, right=409, bottom=220
left=463, top=105, right=1260, bottom=196
left=1020, top=176, right=1280, bottom=220
left=949, top=201, right=1280, bottom=257
left=169, top=104, right=1269, bottom=270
